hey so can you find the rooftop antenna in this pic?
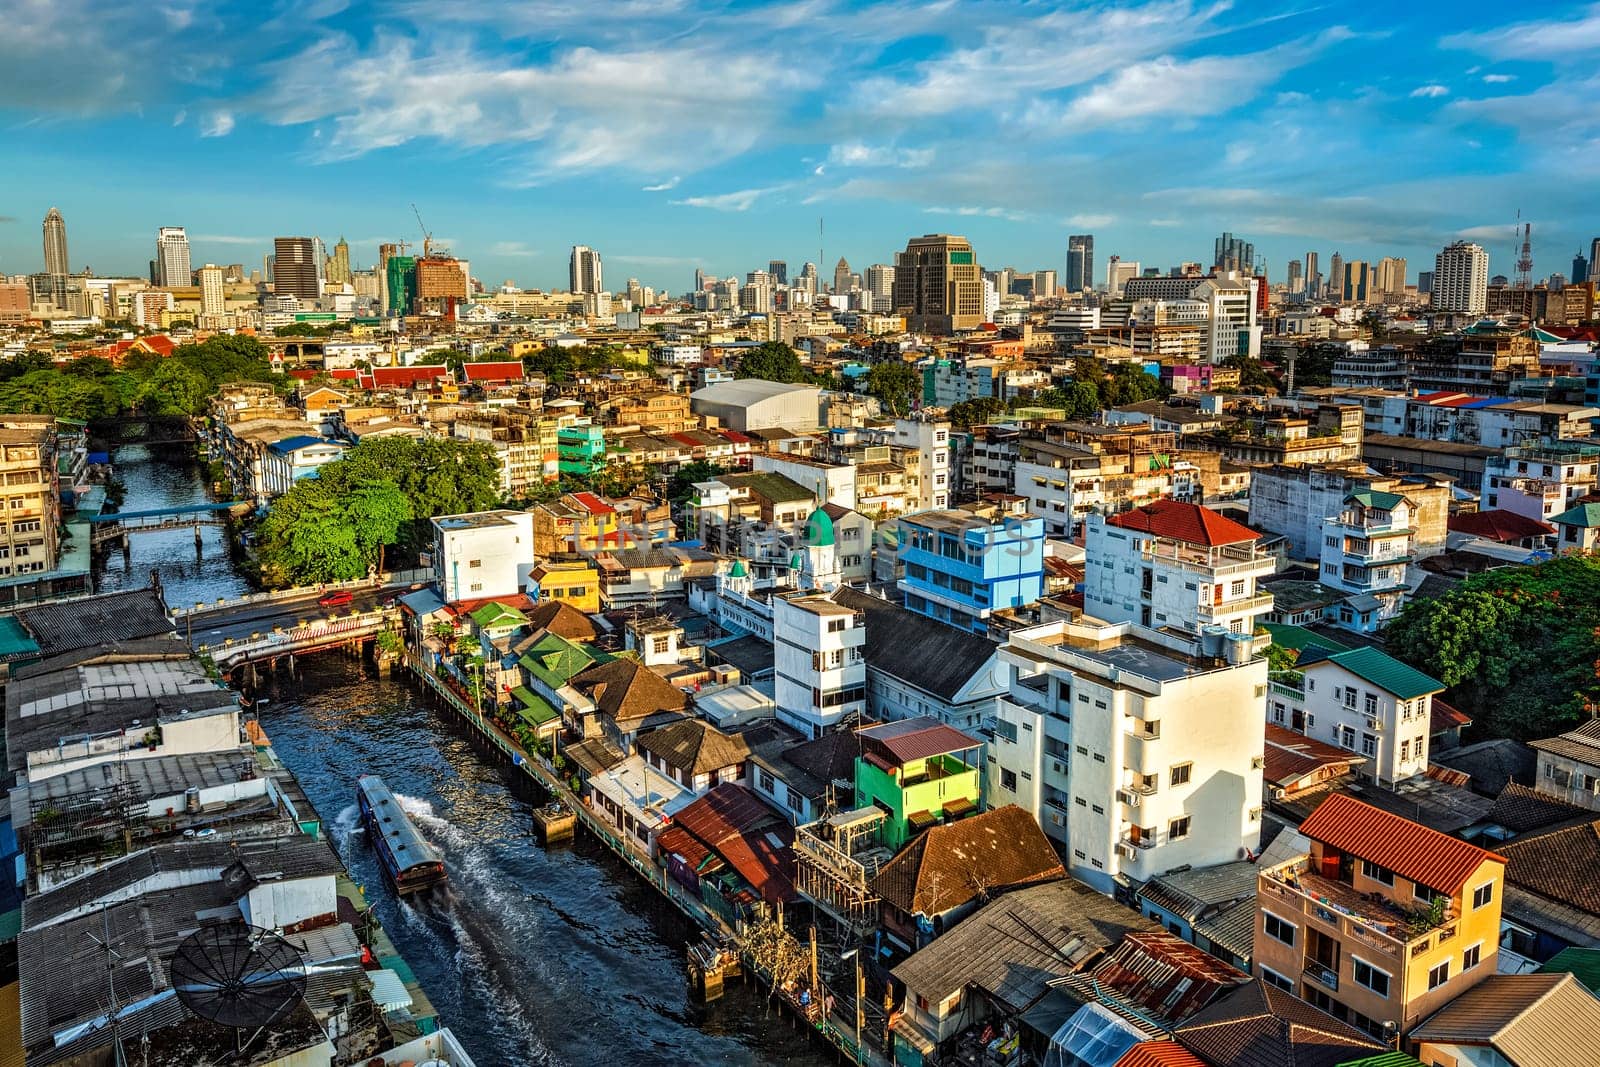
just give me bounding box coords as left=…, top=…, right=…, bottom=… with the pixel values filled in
left=170, top=922, right=308, bottom=1056
left=1514, top=211, right=1533, bottom=289
left=86, top=906, right=129, bottom=1067
left=819, top=217, right=825, bottom=295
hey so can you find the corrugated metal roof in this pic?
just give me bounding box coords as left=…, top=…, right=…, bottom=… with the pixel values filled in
left=1302, top=645, right=1443, bottom=700
left=857, top=716, right=982, bottom=764
left=1297, top=794, right=1506, bottom=894
left=1115, top=1041, right=1207, bottom=1067
left=1411, top=973, right=1600, bottom=1066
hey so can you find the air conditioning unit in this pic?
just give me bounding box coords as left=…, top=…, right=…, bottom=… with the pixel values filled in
left=1366, top=717, right=1383, bottom=732
left=1115, top=842, right=1138, bottom=860
left=1052, top=760, right=1068, bottom=776
left=1116, top=789, right=1141, bottom=808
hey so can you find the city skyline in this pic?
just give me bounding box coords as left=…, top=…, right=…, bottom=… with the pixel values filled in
left=2, top=2, right=1598, bottom=289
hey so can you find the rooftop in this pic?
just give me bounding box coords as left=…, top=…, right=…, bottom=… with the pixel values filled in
left=857, top=715, right=981, bottom=765
left=1409, top=973, right=1600, bottom=1066
left=1296, top=793, right=1506, bottom=895
left=870, top=804, right=1064, bottom=917
left=1296, top=645, right=1444, bottom=701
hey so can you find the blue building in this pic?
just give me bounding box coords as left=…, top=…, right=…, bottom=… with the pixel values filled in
left=896, top=501, right=1044, bottom=633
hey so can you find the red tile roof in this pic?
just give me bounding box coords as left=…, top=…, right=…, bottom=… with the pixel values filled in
left=1116, top=1041, right=1207, bottom=1067
left=568, top=491, right=615, bottom=516
left=1430, top=698, right=1472, bottom=734
left=329, top=368, right=361, bottom=380
left=1107, top=499, right=1259, bottom=546
left=369, top=364, right=448, bottom=388
left=1263, top=723, right=1364, bottom=788
left=1448, top=509, right=1555, bottom=543
left=1297, top=793, right=1507, bottom=894
left=461, top=360, right=525, bottom=382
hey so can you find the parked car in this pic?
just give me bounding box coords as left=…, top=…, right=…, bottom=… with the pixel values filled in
left=318, top=589, right=355, bottom=608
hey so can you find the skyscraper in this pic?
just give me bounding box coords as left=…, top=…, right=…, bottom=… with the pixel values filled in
left=892, top=233, right=984, bottom=334
left=1328, top=253, right=1344, bottom=300
left=1433, top=242, right=1489, bottom=315
left=1375, top=257, right=1407, bottom=300
left=1106, top=257, right=1140, bottom=297
left=198, top=264, right=225, bottom=319
left=864, top=264, right=895, bottom=311
left=1286, top=259, right=1303, bottom=294
left=329, top=237, right=352, bottom=286
left=1342, top=260, right=1369, bottom=302
left=1304, top=251, right=1318, bottom=286
left=1589, top=238, right=1600, bottom=284
left=569, top=245, right=603, bottom=294
left=1214, top=232, right=1254, bottom=272
left=272, top=237, right=321, bottom=301
left=832, top=257, right=852, bottom=294
left=1066, top=234, right=1094, bottom=293
left=154, top=227, right=192, bottom=287
left=767, top=260, right=788, bottom=286
left=42, top=208, right=68, bottom=277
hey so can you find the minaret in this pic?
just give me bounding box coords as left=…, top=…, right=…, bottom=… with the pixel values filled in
left=721, top=557, right=752, bottom=599
left=797, top=506, right=842, bottom=591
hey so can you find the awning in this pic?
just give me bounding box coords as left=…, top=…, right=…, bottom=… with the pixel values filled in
left=907, top=810, right=939, bottom=831
left=941, top=796, right=977, bottom=819
left=367, top=968, right=414, bottom=1013
left=511, top=687, right=560, bottom=725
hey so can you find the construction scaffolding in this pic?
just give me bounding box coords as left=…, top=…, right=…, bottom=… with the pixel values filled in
left=794, top=805, right=892, bottom=933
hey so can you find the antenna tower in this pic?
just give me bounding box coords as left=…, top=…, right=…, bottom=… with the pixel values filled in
left=1514, top=211, right=1533, bottom=289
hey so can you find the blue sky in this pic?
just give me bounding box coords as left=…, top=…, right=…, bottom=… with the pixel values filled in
left=2, top=0, right=1598, bottom=294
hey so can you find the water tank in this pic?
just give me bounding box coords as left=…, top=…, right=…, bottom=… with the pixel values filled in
left=184, top=787, right=202, bottom=813
left=1200, top=625, right=1229, bottom=657
left=1223, top=631, right=1252, bottom=665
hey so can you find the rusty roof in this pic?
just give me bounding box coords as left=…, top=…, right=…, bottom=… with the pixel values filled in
left=1079, top=932, right=1250, bottom=1026
left=857, top=715, right=982, bottom=765
left=1264, top=724, right=1365, bottom=788
left=1297, top=793, right=1507, bottom=894
left=1174, top=982, right=1383, bottom=1067
left=870, top=804, right=1064, bottom=917
left=659, top=784, right=795, bottom=903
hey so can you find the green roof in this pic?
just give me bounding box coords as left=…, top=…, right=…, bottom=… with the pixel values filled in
left=1320, top=645, right=1444, bottom=700
left=1347, top=489, right=1406, bottom=510
left=512, top=687, right=561, bottom=725
left=1552, top=502, right=1600, bottom=529
left=518, top=632, right=596, bottom=687
left=470, top=601, right=529, bottom=629
left=728, top=558, right=748, bottom=578
left=720, top=470, right=813, bottom=504
left=1335, top=1054, right=1424, bottom=1067
left=0, top=615, right=40, bottom=661
left=1540, top=947, right=1600, bottom=994
left=805, top=506, right=836, bottom=547
left=1262, top=623, right=1349, bottom=654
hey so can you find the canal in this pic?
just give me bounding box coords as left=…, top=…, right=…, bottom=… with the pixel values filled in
left=99, top=445, right=832, bottom=1067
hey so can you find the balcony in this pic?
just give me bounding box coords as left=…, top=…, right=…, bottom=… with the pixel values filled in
left=1115, top=789, right=1142, bottom=808
left=1260, top=859, right=1457, bottom=963
left=1198, top=592, right=1275, bottom=621
left=1118, top=833, right=1155, bottom=853
left=1303, top=961, right=1339, bottom=991
left=1269, top=674, right=1305, bottom=701
left=1139, top=538, right=1272, bottom=578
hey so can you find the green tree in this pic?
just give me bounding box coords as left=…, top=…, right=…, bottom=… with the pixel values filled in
left=1223, top=354, right=1275, bottom=393
left=1102, top=365, right=1164, bottom=407
left=865, top=361, right=920, bottom=416
left=735, top=341, right=810, bottom=384
left=135, top=359, right=212, bottom=416
left=346, top=479, right=414, bottom=574
left=255, top=481, right=365, bottom=585
left=666, top=460, right=726, bottom=503
left=945, top=396, right=1008, bottom=428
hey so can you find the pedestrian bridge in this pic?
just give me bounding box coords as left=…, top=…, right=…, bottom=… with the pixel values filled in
left=88, top=501, right=253, bottom=547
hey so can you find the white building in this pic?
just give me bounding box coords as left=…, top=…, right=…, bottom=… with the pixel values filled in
left=772, top=590, right=867, bottom=739
left=1433, top=241, right=1489, bottom=316
left=431, top=510, right=535, bottom=603
left=690, top=378, right=821, bottom=432
left=1266, top=644, right=1443, bottom=788
left=198, top=264, right=225, bottom=319
left=991, top=616, right=1267, bottom=895
left=569, top=244, right=603, bottom=294
left=1083, top=500, right=1276, bottom=636
left=1316, top=490, right=1414, bottom=632
left=154, top=226, right=191, bottom=287
left=874, top=416, right=952, bottom=511
left=1192, top=274, right=1261, bottom=364
left=751, top=452, right=857, bottom=510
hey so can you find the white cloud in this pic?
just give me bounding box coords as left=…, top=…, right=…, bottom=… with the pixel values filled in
left=1456, top=223, right=1522, bottom=241
left=490, top=240, right=537, bottom=257
left=1443, top=5, right=1600, bottom=60
left=642, top=176, right=680, bottom=191
left=827, top=142, right=934, bottom=169
left=671, top=186, right=785, bottom=212
left=1482, top=73, right=1516, bottom=84
left=1066, top=213, right=1115, bottom=228
left=200, top=109, right=234, bottom=137
left=924, top=205, right=1028, bottom=222
left=1149, top=218, right=1183, bottom=228
left=1410, top=84, right=1449, bottom=98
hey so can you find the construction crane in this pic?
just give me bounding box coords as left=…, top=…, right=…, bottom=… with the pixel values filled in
left=412, top=203, right=433, bottom=258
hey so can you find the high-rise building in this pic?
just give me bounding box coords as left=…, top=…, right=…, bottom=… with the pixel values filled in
left=1065, top=234, right=1094, bottom=293
left=1575, top=253, right=1590, bottom=287
left=1032, top=269, right=1057, bottom=299
left=1214, top=231, right=1254, bottom=272
left=1286, top=259, right=1304, bottom=294
left=832, top=257, right=852, bottom=294
left=198, top=264, right=225, bottom=319
left=153, top=227, right=192, bottom=287
left=328, top=237, right=351, bottom=287
left=1304, top=251, right=1318, bottom=289
left=272, top=237, right=321, bottom=301
left=1328, top=252, right=1344, bottom=300
left=569, top=245, right=603, bottom=294
left=892, top=234, right=984, bottom=334
left=864, top=263, right=895, bottom=311
left=1375, top=256, right=1407, bottom=300
left=377, top=242, right=400, bottom=310
left=311, top=237, right=327, bottom=292
left=1418, top=270, right=1435, bottom=294
left=767, top=260, right=787, bottom=286
left=1342, top=260, right=1369, bottom=303
left=386, top=255, right=418, bottom=315
left=42, top=208, right=68, bottom=277
left=1433, top=241, right=1489, bottom=315
left=1590, top=238, right=1600, bottom=284
left=1106, top=257, right=1141, bottom=297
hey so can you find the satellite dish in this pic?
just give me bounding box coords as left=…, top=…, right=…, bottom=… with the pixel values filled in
left=171, top=922, right=308, bottom=1030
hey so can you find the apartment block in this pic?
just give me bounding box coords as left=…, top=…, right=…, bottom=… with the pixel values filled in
left=1484, top=440, right=1600, bottom=525
left=431, top=510, right=535, bottom=603
left=1248, top=464, right=1450, bottom=561
left=0, top=418, right=60, bottom=580
left=992, top=616, right=1267, bottom=895
left=1084, top=500, right=1275, bottom=636
left=1266, top=644, right=1443, bottom=787
left=1315, top=490, right=1416, bottom=630
left=1254, top=794, right=1506, bottom=1040
left=772, top=590, right=868, bottom=739
left=897, top=499, right=1044, bottom=633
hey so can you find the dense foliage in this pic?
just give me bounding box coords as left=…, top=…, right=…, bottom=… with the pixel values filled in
left=1384, top=555, right=1600, bottom=740
left=255, top=437, right=501, bottom=586
left=522, top=344, right=640, bottom=383
left=0, top=336, right=281, bottom=420
left=864, top=361, right=920, bottom=416
left=734, top=341, right=815, bottom=384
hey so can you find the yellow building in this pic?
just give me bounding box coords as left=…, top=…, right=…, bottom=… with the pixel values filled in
left=1254, top=794, right=1506, bottom=1041
left=0, top=419, right=60, bottom=578
left=529, top=558, right=600, bottom=614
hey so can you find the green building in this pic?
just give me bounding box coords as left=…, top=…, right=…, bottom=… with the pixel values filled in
left=386, top=255, right=417, bottom=315
left=854, top=716, right=982, bottom=850
left=558, top=424, right=607, bottom=477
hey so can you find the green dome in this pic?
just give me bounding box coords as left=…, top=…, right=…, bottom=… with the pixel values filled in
left=728, top=558, right=748, bottom=578
left=805, top=506, right=836, bottom=548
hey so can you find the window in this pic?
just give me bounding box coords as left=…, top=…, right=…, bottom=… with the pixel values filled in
left=827, top=618, right=845, bottom=632
left=757, top=769, right=775, bottom=793
left=1473, top=883, right=1494, bottom=910
left=1343, top=687, right=1358, bottom=709
left=1262, top=912, right=1296, bottom=947
left=785, top=788, right=804, bottom=813
left=1230, top=580, right=1246, bottom=596
left=1352, top=958, right=1391, bottom=998
left=1091, top=804, right=1104, bottom=815
left=1361, top=860, right=1394, bottom=886
left=1170, top=763, right=1193, bottom=787
left=1463, top=943, right=1482, bottom=970
left=1340, top=725, right=1356, bottom=749
left=1361, top=733, right=1377, bottom=757
left=468, top=559, right=482, bottom=568
left=651, top=635, right=670, bottom=654
left=1260, top=967, right=1294, bottom=993
left=1399, top=739, right=1410, bottom=763
left=1427, top=961, right=1450, bottom=990
left=1000, top=769, right=1017, bottom=792
left=1169, top=816, right=1191, bottom=840
left=1364, top=692, right=1378, bottom=716
left=1093, top=752, right=1106, bottom=763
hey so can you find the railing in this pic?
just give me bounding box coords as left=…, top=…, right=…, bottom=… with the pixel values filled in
left=172, top=568, right=432, bottom=618
left=1303, top=961, right=1339, bottom=991
left=1199, top=592, right=1274, bottom=619
left=1140, top=538, right=1270, bottom=578
left=196, top=608, right=395, bottom=662
left=1270, top=680, right=1305, bottom=701
left=1261, top=869, right=1407, bottom=961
